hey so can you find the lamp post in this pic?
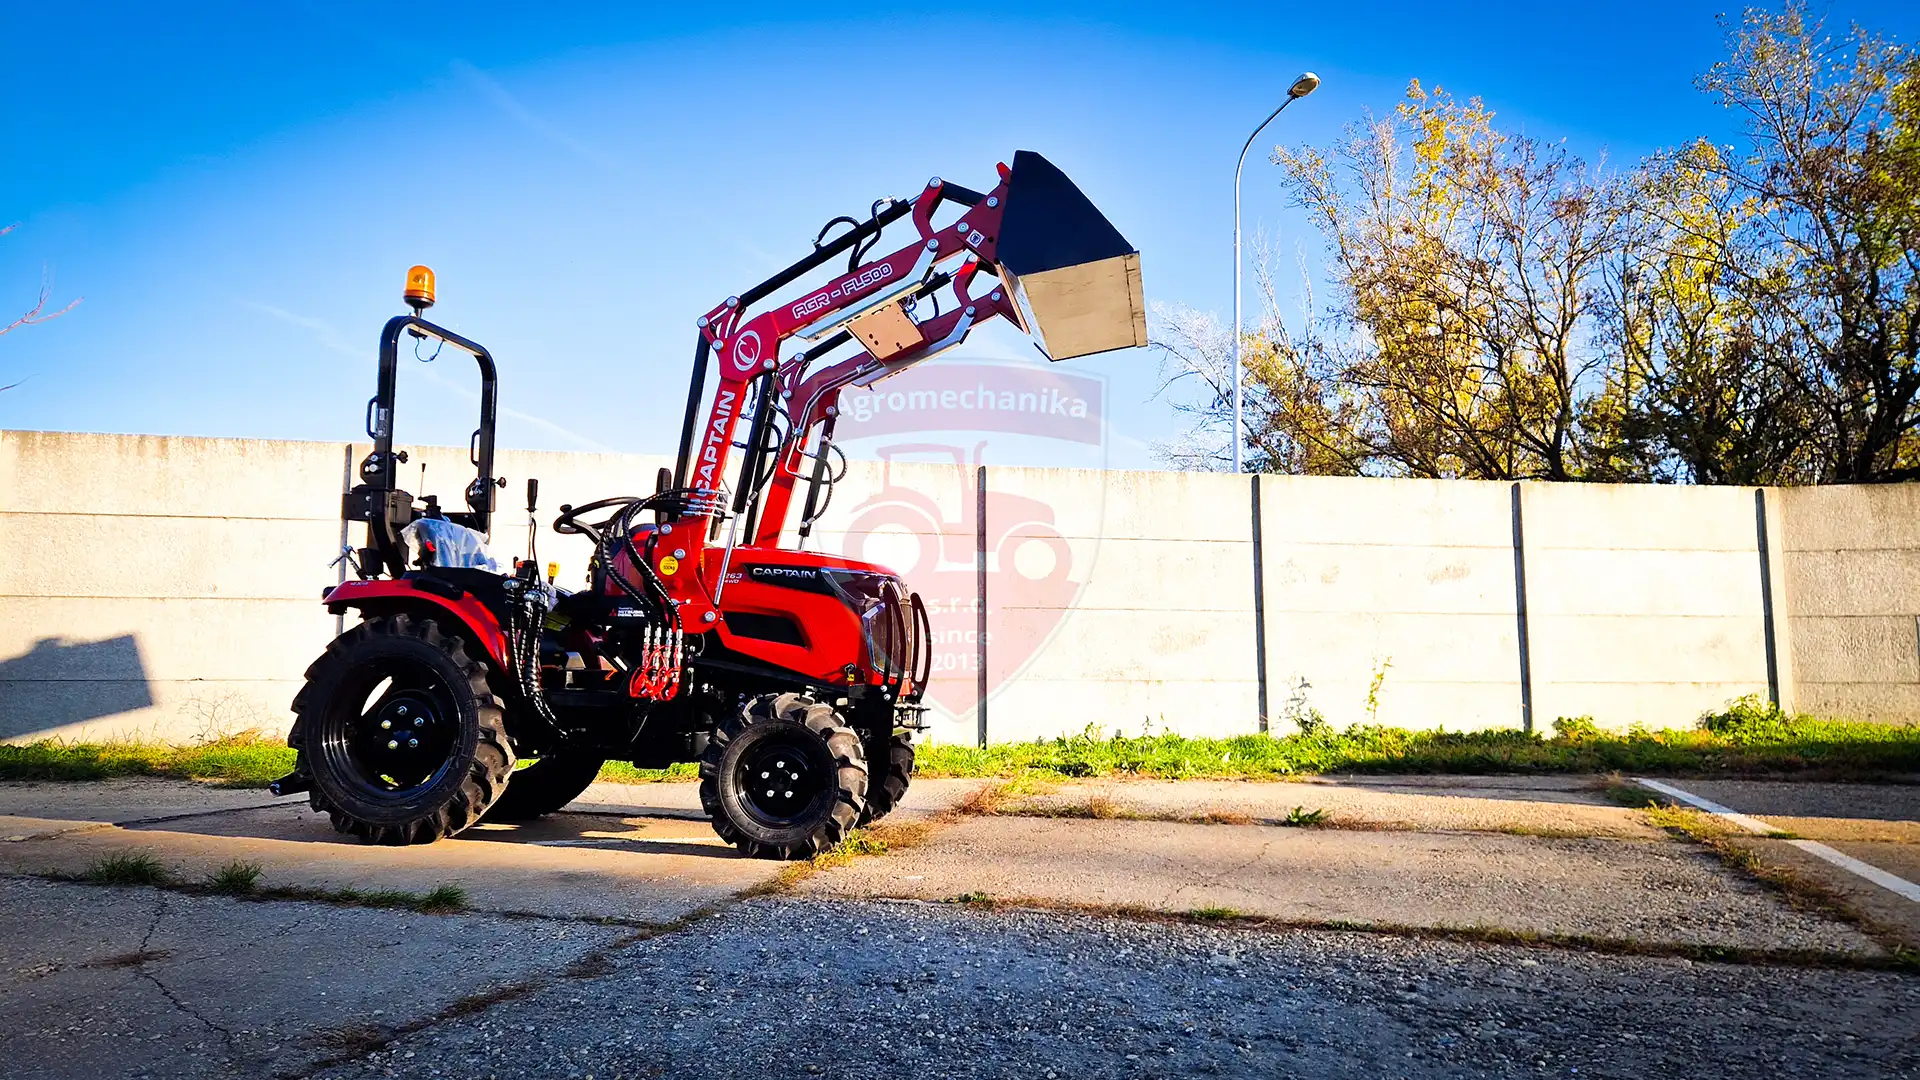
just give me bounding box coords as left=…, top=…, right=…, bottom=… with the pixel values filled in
left=1232, top=71, right=1319, bottom=473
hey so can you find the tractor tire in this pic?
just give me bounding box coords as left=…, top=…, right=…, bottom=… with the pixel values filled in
left=482, top=752, right=605, bottom=821
left=292, top=613, right=515, bottom=845
left=858, top=730, right=915, bottom=825
left=699, top=692, right=867, bottom=859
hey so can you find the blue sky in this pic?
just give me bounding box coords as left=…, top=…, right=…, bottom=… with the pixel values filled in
left=4, top=1, right=1917, bottom=469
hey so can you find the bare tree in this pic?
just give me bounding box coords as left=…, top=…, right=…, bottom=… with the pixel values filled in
left=1, top=223, right=80, bottom=391
left=1256, top=82, right=1636, bottom=481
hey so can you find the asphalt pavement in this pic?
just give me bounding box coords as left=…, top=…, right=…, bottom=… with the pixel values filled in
left=0, top=773, right=1913, bottom=1079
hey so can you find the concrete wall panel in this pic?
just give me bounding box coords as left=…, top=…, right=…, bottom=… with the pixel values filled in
left=0, top=431, right=348, bottom=520
left=1524, top=549, right=1764, bottom=618
left=9, top=431, right=1920, bottom=742
left=1267, top=612, right=1520, bottom=685
left=1262, top=545, right=1517, bottom=616
left=1259, top=474, right=1522, bottom=733
left=985, top=679, right=1259, bottom=742
left=1785, top=616, right=1917, bottom=684
left=0, top=514, right=342, bottom=600
left=1519, top=482, right=1758, bottom=552
left=1260, top=475, right=1513, bottom=547
left=0, top=678, right=305, bottom=743
left=1775, top=484, right=1920, bottom=722
left=0, top=597, right=332, bottom=683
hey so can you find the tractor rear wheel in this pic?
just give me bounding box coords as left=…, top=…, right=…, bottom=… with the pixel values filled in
left=699, top=693, right=867, bottom=859
left=858, top=730, right=915, bottom=825
left=292, top=614, right=515, bottom=845
left=483, top=752, right=605, bottom=821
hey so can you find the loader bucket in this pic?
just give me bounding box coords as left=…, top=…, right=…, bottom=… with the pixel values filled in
left=995, top=150, right=1148, bottom=361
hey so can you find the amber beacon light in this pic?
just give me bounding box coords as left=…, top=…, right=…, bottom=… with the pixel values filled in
left=404, top=265, right=436, bottom=313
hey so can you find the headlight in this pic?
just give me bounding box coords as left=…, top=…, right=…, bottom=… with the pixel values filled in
left=822, top=568, right=907, bottom=675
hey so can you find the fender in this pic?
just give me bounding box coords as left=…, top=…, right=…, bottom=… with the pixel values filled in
left=323, top=578, right=511, bottom=669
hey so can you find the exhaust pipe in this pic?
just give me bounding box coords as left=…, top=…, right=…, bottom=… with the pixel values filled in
left=995, top=151, right=1148, bottom=362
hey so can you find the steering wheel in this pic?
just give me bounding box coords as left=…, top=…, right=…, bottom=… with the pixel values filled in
left=552, top=496, right=644, bottom=542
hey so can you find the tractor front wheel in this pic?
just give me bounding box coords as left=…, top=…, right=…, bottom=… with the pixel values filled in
left=292, top=614, right=515, bottom=845
left=700, top=693, right=867, bottom=859
left=858, top=730, right=915, bottom=825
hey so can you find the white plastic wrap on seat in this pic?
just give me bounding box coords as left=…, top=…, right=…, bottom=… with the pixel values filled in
left=401, top=517, right=503, bottom=573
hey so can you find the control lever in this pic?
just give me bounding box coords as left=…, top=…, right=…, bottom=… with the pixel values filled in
left=525, top=478, right=540, bottom=568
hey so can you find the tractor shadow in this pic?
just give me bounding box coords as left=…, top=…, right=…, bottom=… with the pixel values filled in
left=128, top=800, right=743, bottom=859
left=0, top=635, right=154, bottom=740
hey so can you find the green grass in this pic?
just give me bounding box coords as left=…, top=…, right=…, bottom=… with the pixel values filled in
left=8, top=696, right=1916, bottom=787
left=1281, top=806, right=1330, bottom=827
left=205, top=860, right=263, bottom=895
left=84, top=852, right=172, bottom=886
left=258, top=882, right=470, bottom=914
left=0, top=732, right=295, bottom=786
left=594, top=761, right=699, bottom=784
left=915, top=700, right=1920, bottom=781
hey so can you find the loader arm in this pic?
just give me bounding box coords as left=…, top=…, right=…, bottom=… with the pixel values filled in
left=667, top=151, right=1145, bottom=566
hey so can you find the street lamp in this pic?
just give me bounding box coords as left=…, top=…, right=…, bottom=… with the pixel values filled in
left=1232, top=71, right=1319, bottom=473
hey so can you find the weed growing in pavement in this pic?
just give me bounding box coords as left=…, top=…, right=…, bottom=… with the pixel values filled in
left=419, top=885, right=471, bottom=913
left=951, top=891, right=995, bottom=907
left=206, top=860, right=262, bottom=895
left=1189, top=907, right=1243, bottom=921
left=84, top=852, right=172, bottom=886
left=1281, top=806, right=1330, bottom=827
left=260, top=883, right=471, bottom=914
left=1365, top=657, right=1394, bottom=725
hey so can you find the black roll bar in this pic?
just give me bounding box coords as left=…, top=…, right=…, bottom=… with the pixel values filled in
left=364, top=314, right=500, bottom=531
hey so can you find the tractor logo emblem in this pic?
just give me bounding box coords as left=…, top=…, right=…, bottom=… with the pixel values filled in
left=729, top=329, right=764, bottom=374
left=833, top=362, right=1106, bottom=731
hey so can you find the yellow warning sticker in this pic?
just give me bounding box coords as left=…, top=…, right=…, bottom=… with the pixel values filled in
left=658, top=555, right=680, bottom=576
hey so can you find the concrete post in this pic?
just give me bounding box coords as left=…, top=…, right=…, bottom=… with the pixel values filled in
left=975, top=463, right=989, bottom=749
left=1510, top=483, right=1535, bottom=734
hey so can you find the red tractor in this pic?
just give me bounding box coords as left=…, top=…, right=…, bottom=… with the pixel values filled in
left=275, top=153, right=1145, bottom=857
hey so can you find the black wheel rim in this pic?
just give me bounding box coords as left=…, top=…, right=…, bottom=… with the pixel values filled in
left=320, top=661, right=462, bottom=800
left=733, top=729, right=834, bottom=829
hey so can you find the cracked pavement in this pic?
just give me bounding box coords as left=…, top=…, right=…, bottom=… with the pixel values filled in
left=0, top=775, right=1915, bottom=1078
left=0, top=877, right=629, bottom=1079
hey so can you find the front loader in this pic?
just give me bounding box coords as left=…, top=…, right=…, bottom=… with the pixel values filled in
left=276, top=152, right=1145, bottom=857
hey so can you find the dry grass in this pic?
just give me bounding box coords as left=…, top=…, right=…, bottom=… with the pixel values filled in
left=1631, top=787, right=1916, bottom=957
left=920, top=893, right=1918, bottom=972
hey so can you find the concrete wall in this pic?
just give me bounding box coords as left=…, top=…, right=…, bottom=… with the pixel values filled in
left=1260, top=476, right=1521, bottom=732
left=1775, top=483, right=1920, bottom=721
left=0, top=432, right=348, bottom=744
left=5, top=429, right=1918, bottom=745
left=1520, top=483, right=1773, bottom=731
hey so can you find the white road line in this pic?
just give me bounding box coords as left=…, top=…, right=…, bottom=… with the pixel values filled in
left=1784, top=840, right=1920, bottom=904
left=1633, top=777, right=1920, bottom=904
left=1632, top=778, right=1779, bottom=835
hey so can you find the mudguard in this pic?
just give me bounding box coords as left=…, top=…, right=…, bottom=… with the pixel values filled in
left=322, top=578, right=511, bottom=670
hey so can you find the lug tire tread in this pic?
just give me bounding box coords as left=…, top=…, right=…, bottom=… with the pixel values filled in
left=698, top=692, right=867, bottom=859
left=294, top=613, right=515, bottom=846
left=858, top=731, right=915, bottom=825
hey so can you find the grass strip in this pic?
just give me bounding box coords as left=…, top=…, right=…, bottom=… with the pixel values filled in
left=914, top=705, right=1920, bottom=781
left=67, top=851, right=471, bottom=914
left=7, top=698, right=1915, bottom=788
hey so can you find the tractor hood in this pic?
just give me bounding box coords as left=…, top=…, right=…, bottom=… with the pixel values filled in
left=995, top=150, right=1148, bottom=362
